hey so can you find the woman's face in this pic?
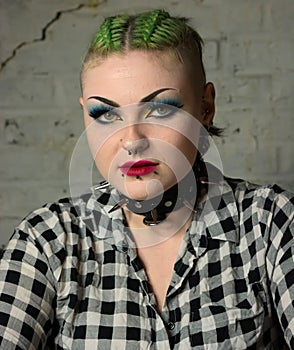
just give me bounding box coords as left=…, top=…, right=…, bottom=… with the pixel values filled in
left=80, top=50, right=215, bottom=200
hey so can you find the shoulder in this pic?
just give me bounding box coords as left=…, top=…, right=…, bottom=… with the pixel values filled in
left=20, top=184, right=118, bottom=230
left=225, top=178, right=294, bottom=248
left=7, top=184, right=119, bottom=253
left=2, top=185, right=120, bottom=277
left=226, top=177, right=294, bottom=215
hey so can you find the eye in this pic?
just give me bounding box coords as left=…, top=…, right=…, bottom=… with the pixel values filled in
left=98, top=111, right=121, bottom=124
left=145, top=100, right=184, bottom=119
left=88, top=106, right=122, bottom=124
left=146, top=103, right=176, bottom=119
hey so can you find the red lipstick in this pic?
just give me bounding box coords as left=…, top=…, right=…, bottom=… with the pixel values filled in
left=119, top=160, right=159, bottom=176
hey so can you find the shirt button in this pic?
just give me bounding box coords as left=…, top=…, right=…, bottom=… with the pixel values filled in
left=167, top=322, right=175, bottom=330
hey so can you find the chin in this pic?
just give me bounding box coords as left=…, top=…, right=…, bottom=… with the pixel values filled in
left=121, top=175, right=180, bottom=201
left=122, top=179, right=162, bottom=200
left=107, top=168, right=177, bottom=200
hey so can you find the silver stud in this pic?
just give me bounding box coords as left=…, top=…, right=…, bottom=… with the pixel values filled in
left=164, top=201, right=172, bottom=207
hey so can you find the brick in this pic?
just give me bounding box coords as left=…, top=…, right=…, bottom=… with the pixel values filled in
left=0, top=76, right=55, bottom=107
left=270, top=1, right=294, bottom=36
left=0, top=145, right=70, bottom=181
left=0, top=218, right=22, bottom=248
left=276, top=142, right=294, bottom=175
left=0, top=180, right=69, bottom=218
left=270, top=109, right=294, bottom=143
left=203, top=40, right=219, bottom=70
left=0, top=109, right=83, bottom=147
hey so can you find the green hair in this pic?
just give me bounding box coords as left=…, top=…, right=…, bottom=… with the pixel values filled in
left=82, top=9, right=205, bottom=78
left=82, top=9, right=223, bottom=136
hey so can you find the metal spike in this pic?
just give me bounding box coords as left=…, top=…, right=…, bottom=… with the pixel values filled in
left=108, top=198, right=129, bottom=213
left=95, top=181, right=111, bottom=190
left=183, top=199, right=198, bottom=213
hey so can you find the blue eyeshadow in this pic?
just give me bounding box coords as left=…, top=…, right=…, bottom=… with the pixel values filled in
left=150, top=98, right=184, bottom=108
left=88, top=105, right=113, bottom=119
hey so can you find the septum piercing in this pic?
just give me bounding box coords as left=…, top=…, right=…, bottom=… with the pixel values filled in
left=128, top=150, right=137, bottom=155
left=120, top=139, right=138, bottom=156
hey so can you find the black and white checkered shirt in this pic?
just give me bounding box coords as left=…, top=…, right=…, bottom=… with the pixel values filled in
left=0, top=178, right=293, bottom=349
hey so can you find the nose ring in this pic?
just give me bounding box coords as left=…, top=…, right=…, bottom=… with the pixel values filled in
left=128, top=150, right=137, bottom=156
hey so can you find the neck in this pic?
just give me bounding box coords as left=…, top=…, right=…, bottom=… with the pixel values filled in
left=123, top=205, right=193, bottom=248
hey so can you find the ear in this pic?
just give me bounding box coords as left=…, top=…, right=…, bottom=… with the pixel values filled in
left=79, top=96, right=85, bottom=108
left=201, top=82, right=215, bottom=126
left=80, top=96, right=90, bottom=127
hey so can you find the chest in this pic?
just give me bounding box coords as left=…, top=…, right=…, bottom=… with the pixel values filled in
left=52, top=237, right=279, bottom=349
left=136, top=245, right=180, bottom=312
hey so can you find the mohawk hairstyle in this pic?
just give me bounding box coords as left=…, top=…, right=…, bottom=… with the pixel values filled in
left=82, top=9, right=223, bottom=137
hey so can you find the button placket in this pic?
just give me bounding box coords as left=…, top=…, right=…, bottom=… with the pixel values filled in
left=167, top=321, right=175, bottom=331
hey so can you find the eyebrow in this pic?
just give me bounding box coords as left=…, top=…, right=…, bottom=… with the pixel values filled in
left=87, top=88, right=177, bottom=106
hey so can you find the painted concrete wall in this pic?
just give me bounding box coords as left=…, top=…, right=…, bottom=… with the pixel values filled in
left=0, top=0, right=293, bottom=247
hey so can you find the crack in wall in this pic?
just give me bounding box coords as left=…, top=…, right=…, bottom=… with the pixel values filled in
left=0, top=1, right=105, bottom=74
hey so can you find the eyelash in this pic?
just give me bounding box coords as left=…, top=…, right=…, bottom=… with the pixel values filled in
left=88, top=106, right=121, bottom=124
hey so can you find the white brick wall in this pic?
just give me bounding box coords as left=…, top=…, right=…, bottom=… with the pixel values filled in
left=0, top=0, right=293, bottom=247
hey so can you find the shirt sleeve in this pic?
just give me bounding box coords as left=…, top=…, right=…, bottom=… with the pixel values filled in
left=0, top=218, right=58, bottom=349
left=266, top=188, right=294, bottom=349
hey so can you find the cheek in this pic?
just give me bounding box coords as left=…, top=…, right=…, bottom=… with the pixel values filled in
left=178, top=138, right=197, bottom=164
left=93, top=138, right=119, bottom=176
left=93, top=151, right=117, bottom=183
left=84, top=124, right=118, bottom=177
left=163, top=130, right=197, bottom=165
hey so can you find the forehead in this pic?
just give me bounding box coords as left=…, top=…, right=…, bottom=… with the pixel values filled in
left=82, top=51, right=197, bottom=103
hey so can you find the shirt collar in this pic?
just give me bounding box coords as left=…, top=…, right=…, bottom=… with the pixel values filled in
left=191, top=179, right=240, bottom=244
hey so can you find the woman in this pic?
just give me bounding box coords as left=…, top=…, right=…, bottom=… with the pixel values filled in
left=0, top=9, right=293, bottom=350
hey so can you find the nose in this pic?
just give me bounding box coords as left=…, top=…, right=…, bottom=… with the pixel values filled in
left=121, top=124, right=149, bottom=155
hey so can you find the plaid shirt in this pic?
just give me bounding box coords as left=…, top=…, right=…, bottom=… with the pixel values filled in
left=0, top=178, right=293, bottom=349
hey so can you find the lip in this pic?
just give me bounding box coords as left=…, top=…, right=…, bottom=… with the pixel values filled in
left=119, top=160, right=159, bottom=176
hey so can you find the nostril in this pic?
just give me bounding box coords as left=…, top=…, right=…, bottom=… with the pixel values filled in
left=122, top=138, right=149, bottom=155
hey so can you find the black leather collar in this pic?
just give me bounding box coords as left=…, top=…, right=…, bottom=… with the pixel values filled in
left=120, top=168, right=198, bottom=225
left=106, top=159, right=222, bottom=226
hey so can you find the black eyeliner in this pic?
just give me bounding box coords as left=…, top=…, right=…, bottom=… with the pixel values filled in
left=88, top=105, right=114, bottom=119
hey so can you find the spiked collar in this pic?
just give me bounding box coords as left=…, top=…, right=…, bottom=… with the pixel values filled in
left=104, top=159, right=216, bottom=226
